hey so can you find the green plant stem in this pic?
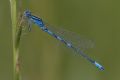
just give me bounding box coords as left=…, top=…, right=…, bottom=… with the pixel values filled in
left=9, top=0, right=21, bottom=80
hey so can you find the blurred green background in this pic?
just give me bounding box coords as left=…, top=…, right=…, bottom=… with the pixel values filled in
left=0, top=0, right=120, bottom=80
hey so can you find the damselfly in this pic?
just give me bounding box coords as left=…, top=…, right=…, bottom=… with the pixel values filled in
left=23, top=10, right=104, bottom=70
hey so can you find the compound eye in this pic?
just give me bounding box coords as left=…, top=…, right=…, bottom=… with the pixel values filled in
left=24, top=10, right=31, bottom=18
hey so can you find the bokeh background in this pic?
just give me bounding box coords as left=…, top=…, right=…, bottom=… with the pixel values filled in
left=0, top=0, right=120, bottom=80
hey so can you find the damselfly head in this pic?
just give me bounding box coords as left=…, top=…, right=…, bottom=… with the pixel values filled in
left=24, top=10, right=31, bottom=18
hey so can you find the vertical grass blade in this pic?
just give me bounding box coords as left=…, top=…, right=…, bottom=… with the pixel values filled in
left=9, top=0, right=22, bottom=80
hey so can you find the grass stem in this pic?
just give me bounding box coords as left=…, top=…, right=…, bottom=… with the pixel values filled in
left=9, top=0, right=22, bottom=80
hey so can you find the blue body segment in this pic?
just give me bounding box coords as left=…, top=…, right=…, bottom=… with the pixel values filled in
left=24, top=10, right=104, bottom=71
left=95, top=61, right=104, bottom=70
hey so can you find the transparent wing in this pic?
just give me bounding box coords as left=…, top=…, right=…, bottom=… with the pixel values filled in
left=44, top=23, right=95, bottom=51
